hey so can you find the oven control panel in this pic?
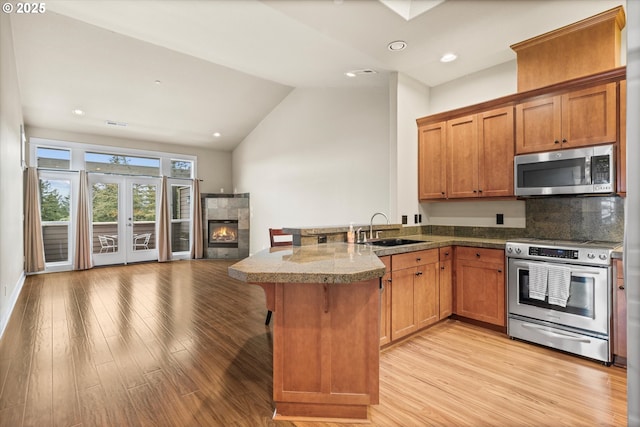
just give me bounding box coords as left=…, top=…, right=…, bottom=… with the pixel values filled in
left=529, top=246, right=578, bottom=260
left=505, top=240, right=614, bottom=266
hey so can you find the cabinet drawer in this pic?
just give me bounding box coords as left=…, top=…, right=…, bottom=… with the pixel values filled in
left=392, top=249, right=438, bottom=270
left=456, top=247, right=504, bottom=263
left=439, top=246, right=453, bottom=261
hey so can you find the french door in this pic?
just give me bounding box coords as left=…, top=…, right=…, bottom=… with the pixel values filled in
left=90, top=175, right=160, bottom=265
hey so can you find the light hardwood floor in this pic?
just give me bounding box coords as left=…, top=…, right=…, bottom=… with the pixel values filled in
left=0, top=260, right=627, bottom=426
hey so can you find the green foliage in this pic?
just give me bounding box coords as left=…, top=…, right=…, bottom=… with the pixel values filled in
left=92, top=183, right=118, bottom=222
left=40, top=180, right=70, bottom=221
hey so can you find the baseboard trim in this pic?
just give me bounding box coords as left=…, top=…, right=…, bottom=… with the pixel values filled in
left=0, top=271, right=26, bottom=339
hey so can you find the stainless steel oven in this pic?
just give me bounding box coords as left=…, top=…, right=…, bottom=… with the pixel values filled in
left=506, top=239, right=615, bottom=364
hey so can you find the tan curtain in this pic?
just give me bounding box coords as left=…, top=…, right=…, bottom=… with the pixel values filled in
left=74, top=170, right=92, bottom=270
left=158, top=176, right=171, bottom=262
left=190, top=179, right=203, bottom=259
left=24, top=167, right=45, bottom=273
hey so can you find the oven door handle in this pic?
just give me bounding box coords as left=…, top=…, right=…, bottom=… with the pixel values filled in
left=521, top=323, right=592, bottom=343
left=511, top=261, right=602, bottom=277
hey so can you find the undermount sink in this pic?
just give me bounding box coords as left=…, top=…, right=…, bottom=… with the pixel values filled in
left=364, top=238, right=426, bottom=247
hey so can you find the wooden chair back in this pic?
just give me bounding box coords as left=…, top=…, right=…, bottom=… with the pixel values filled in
left=269, top=228, right=292, bottom=247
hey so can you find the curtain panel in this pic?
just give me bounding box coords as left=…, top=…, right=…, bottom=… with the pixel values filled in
left=74, top=170, right=92, bottom=270
left=191, top=179, right=203, bottom=259
left=158, top=176, right=171, bottom=262
left=24, top=167, right=45, bottom=273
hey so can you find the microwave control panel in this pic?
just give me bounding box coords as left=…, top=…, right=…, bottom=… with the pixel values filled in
left=591, top=155, right=611, bottom=184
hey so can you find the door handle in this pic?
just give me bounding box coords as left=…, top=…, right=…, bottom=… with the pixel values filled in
left=521, top=323, right=591, bottom=343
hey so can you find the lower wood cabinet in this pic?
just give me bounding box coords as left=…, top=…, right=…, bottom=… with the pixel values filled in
left=439, top=246, right=453, bottom=319
left=379, top=256, right=392, bottom=346
left=613, top=259, right=627, bottom=366
left=390, top=249, right=439, bottom=341
left=454, top=247, right=506, bottom=327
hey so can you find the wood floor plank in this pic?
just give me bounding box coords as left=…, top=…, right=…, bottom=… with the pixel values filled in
left=0, top=260, right=627, bottom=426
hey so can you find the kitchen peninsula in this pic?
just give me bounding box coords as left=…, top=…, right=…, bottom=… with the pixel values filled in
left=228, top=243, right=385, bottom=422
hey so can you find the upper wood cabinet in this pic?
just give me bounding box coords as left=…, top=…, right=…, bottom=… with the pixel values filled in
left=418, top=122, right=447, bottom=200
left=618, top=80, right=626, bottom=196
left=447, top=106, right=515, bottom=199
left=515, top=82, right=617, bottom=154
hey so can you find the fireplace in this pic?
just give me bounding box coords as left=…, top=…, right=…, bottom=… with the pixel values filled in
left=208, top=220, right=239, bottom=248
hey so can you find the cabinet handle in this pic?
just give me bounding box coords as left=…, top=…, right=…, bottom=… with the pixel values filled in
left=473, top=190, right=477, bottom=193
left=554, top=140, right=560, bottom=144
left=445, top=251, right=449, bottom=256
left=476, top=253, right=481, bottom=257
left=498, top=269, right=503, bottom=273
left=416, top=271, right=423, bottom=276
left=619, top=285, right=625, bottom=290
left=441, top=266, right=445, bottom=270
left=562, top=139, right=567, bottom=143
left=478, top=189, right=483, bottom=193
left=416, top=257, right=422, bottom=262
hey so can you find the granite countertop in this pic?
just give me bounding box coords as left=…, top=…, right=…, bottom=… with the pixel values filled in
left=228, top=234, right=624, bottom=284
left=228, top=242, right=386, bottom=284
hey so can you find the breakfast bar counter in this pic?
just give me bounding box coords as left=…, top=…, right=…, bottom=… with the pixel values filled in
left=229, top=243, right=385, bottom=422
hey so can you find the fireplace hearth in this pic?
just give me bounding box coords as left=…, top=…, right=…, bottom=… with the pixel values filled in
left=208, top=220, right=238, bottom=248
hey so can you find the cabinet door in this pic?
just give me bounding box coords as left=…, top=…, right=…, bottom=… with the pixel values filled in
left=455, top=248, right=506, bottom=327
left=515, top=95, right=562, bottom=154
left=418, top=122, right=447, bottom=200
left=379, top=256, right=392, bottom=346
left=390, top=267, right=418, bottom=340
left=478, top=107, right=515, bottom=197
left=561, top=83, right=617, bottom=149
left=439, top=247, right=453, bottom=319
left=414, top=261, right=439, bottom=330
left=447, top=114, right=479, bottom=198
left=618, top=80, right=626, bottom=195
left=613, top=259, right=626, bottom=365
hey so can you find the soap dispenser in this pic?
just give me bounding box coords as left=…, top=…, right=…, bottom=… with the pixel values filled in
left=347, top=223, right=355, bottom=244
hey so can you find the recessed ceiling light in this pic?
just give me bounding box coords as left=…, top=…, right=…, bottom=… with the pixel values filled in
left=440, top=53, right=458, bottom=63
left=387, top=40, right=407, bottom=51
left=72, top=109, right=85, bottom=116
left=212, top=132, right=221, bottom=138
left=154, top=80, right=162, bottom=85
left=344, top=69, right=378, bottom=78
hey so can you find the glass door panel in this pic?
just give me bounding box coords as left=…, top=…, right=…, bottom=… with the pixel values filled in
left=90, top=175, right=159, bottom=265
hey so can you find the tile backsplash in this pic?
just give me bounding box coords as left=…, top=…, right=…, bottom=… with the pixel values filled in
left=423, top=195, right=624, bottom=243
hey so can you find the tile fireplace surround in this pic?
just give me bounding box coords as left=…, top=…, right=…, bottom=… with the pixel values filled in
left=202, top=193, right=249, bottom=259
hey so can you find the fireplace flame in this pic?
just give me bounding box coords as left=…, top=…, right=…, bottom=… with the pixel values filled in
left=211, top=226, right=237, bottom=241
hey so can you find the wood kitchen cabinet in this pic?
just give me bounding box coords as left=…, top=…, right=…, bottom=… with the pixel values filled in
left=379, top=256, right=392, bottom=346
left=454, top=247, right=506, bottom=327
left=617, top=79, right=626, bottom=196
left=439, top=246, right=453, bottom=319
left=447, top=107, right=514, bottom=199
left=613, top=258, right=626, bottom=366
left=515, top=82, right=617, bottom=154
left=390, top=249, right=439, bottom=341
left=273, top=279, right=379, bottom=419
left=418, top=122, right=447, bottom=200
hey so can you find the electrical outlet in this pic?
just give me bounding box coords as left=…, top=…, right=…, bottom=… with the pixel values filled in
left=402, top=215, right=408, bottom=225
left=414, top=214, right=419, bottom=224
left=496, top=213, right=504, bottom=225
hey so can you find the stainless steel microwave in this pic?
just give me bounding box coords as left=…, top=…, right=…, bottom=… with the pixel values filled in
left=514, top=144, right=615, bottom=196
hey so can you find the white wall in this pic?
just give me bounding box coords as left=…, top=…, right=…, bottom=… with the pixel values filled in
left=393, top=73, right=430, bottom=227
left=25, top=126, right=232, bottom=194
left=0, top=13, right=26, bottom=337
left=232, top=86, right=389, bottom=252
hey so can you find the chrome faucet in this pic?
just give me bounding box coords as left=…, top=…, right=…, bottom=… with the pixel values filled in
left=369, top=212, right=389, bottom=239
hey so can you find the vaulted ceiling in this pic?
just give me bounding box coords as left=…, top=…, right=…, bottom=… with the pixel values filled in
left=9, top=0, right=625, bottom=151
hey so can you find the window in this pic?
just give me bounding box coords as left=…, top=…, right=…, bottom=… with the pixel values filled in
left=40, top=176, right=71, bottom=263
left=170, top=160, right=193, bottom=178
left=37, top=147, right=70, bottom=169
left=171, top=184, right=191, bottom=253
left=85, top=152, right=160, bottom=176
